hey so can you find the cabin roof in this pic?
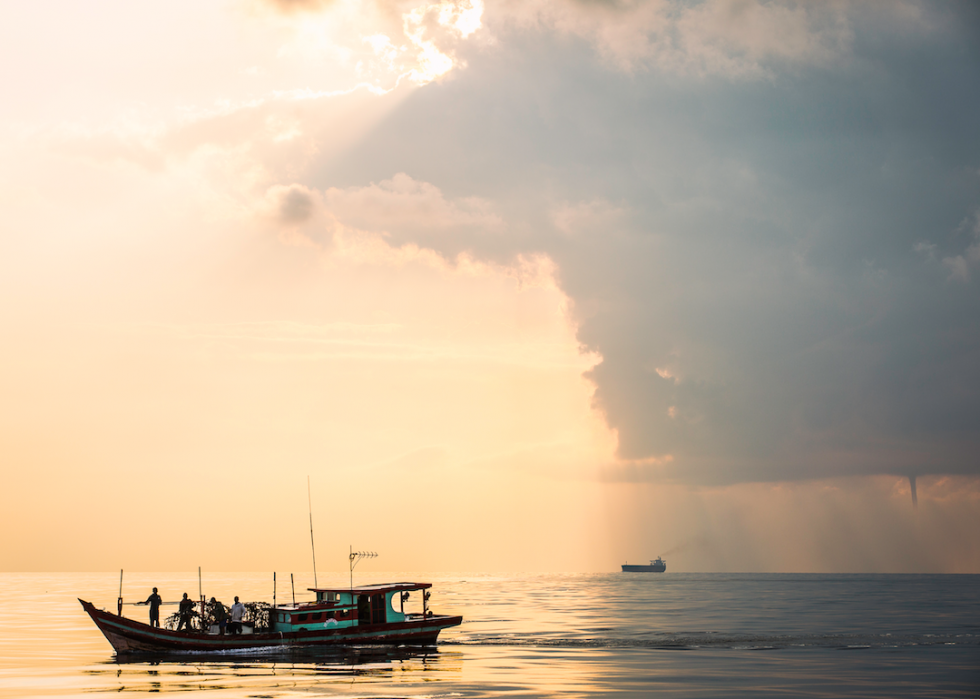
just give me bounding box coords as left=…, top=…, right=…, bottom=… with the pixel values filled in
left=308, top=582, right=431, bottom=594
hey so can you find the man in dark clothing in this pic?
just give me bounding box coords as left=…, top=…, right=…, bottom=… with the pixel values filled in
left=176, top=593, right=195, bottom=632
left=140, top=587, right=162, bottom=628
left=211, top=597, right=227, bottom=635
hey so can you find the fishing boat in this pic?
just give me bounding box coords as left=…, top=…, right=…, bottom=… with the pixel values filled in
left=621, top=557, right=666, bottom=573
left=80, top=581, right=462, bottom=654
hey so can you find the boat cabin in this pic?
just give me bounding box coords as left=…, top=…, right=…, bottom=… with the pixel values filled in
left=269, top=582, right=434, bottom=633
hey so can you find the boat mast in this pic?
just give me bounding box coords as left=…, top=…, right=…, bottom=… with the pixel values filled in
left=308, top=475, right=318, bottom=589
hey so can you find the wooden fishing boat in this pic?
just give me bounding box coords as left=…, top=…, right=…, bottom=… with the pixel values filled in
left=80, top=582, right=462, bottom=654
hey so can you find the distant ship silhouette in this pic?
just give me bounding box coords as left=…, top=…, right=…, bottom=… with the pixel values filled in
left=621, top=557, right=666, bottom=573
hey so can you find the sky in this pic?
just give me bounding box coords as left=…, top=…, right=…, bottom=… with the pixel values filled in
left=1, top=0, right=979, bottom=574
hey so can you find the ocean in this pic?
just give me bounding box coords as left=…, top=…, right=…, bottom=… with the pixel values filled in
left=1, top=572, right=977, bottom=697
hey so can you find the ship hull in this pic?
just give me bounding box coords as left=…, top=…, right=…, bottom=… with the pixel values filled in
left=621, top=564, right=666, bottom=573
left=79, top=599, right=461, bottom=655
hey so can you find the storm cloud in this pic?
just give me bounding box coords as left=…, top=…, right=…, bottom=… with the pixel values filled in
left=308, top=1, right=980, bottom=485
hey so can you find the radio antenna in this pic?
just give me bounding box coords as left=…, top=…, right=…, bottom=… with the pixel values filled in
left=308, top=475, right=318, bottom=589
left=349, top=547, right=378, bottom=592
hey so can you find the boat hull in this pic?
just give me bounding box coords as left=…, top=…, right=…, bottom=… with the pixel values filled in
left=621, top=564, right=666, bottom=573
left=79, top=599, right=462, bottom=655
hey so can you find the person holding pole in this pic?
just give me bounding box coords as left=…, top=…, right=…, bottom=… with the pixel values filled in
left=176, top=593, right=195, bottom=632
left=139, top=587, right=162, bottom=628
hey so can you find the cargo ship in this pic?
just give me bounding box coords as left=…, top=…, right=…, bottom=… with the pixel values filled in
left=621, top=557, right=666, bottom=573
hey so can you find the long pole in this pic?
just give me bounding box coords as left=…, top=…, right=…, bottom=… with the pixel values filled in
left=273, top=572, right=276, bottom=611
left=199, top=566, right=204, bottom=629
left=308, top=475, right=318, bottom=589
left=291, top=573, right=295, bottom=606
left=117, top=569, right=123, bottom=616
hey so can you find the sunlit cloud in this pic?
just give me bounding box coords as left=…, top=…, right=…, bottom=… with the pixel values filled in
left=257, top=174, right=556, bottom=289
left=259, top=0, right=484, bottom=86
left=322, top=172, right=502, bottom=232
left=402, top=0, right=485, bottom=83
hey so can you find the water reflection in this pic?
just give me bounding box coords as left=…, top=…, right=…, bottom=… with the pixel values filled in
left=84, top=647, right=462, bottom=694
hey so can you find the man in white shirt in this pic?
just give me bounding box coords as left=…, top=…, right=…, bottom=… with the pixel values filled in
left=229, top=596, right=245, bottom=635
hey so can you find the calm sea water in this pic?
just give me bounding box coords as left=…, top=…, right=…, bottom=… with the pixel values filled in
left=0, top=572, right=977, bottom=697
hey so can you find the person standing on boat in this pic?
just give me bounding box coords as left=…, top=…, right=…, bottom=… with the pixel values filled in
left=140, top=587, right=162, bottom=628
left=176, top=593, right=195, bottom=632
left=229, top=596, right=245, bottom=635
left=211, top=597, right=228, bottom=635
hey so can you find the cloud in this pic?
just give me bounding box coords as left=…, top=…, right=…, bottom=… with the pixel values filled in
left=939, top=209, right=980, bottom=282
left=943, top=254, right=971, bottom=282
left=256, top=183, right=328, bottom=247
left=259, top=173, right=502, bottom=248
left=489, top=0, right=856, bottom=77
left=257, top=175, right=557, bottom=289
left=260, top=0, right=486, bottom=85
left=551, top=199, right=626, bottom=236
left=274, top=184, right=318, bottom=223
left=316, top=1, right=980, bottom=485
left=322, top=172, right=503, bottom=239
left=53, top=0, right=977, bottom=489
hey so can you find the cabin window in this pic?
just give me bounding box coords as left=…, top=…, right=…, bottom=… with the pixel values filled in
left=371, top=594, right=386, bottom=624
left=357, top=595, right=370, bottom=625
left=325, top=611, right=336, bottom=620
left=311, top=613, right=322, bottom=621
left=297, top=613, right=308, bottom=622
left=278, top=613, right=286, bottom=623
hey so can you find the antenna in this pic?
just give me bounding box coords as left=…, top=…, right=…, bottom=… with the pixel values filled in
left=349, top=546, right=378, bottom=591
left=308, top=476, right=318, bottom=589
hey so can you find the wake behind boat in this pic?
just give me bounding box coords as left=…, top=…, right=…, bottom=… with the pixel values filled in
left=621, top=557, right=666, bottom=573
left=80, top=581, right=461, bottom=654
